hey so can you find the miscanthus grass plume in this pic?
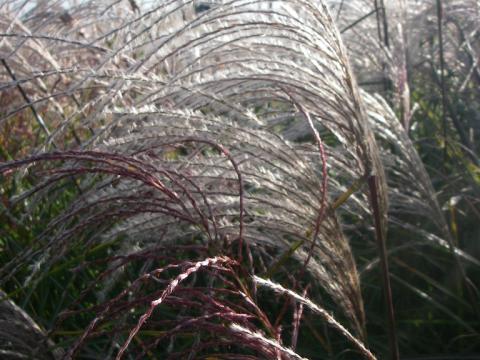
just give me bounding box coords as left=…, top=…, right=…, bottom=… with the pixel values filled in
left=1, top=0, right=479, bottom=359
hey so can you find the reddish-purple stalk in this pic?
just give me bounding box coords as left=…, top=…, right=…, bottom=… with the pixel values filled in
left=55, top=250, right=192, bottom=319
left=0, top=146, right=234, bottom=257
left=64, top=261, right=194, bottom=357
left=291, top=286, right=309, bottom=350
left=136, top=138, right=248, bottom=267
left=136, top=312, right=254, bottom=359
left=115, top=256, right=235, bottom=359
left=134, top=147, right=221, bottom=244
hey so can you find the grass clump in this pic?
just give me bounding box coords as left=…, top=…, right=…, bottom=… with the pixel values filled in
left=1, top=0, right=479, bottom=359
